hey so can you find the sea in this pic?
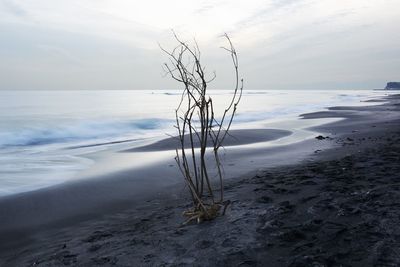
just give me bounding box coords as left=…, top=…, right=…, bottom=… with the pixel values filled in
left=0, top=89, right=394, bottom=197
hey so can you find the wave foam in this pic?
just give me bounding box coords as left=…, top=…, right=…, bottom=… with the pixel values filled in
left=0, top=118, right=172, bottom=148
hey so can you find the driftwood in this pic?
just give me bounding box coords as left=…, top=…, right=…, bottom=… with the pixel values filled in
left=161, top=32, right=243, bottom=223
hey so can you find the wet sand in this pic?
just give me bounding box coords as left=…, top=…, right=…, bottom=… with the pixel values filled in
left=1, top=94, right=399, bottom=266
left=0, top=128, right=297, bottom=234
left=127, top=129, right=292, bottom=152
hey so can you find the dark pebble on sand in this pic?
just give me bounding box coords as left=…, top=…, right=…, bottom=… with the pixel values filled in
left=279, top=229, right=306, bottom=242
left=257, top=196, right=273, bottom=203
left=195, top=240, right=214, bottom=249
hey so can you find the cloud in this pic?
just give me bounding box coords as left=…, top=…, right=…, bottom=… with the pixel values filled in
left=0, top=0, right=399, bottom=90
left=36, top=44, right=84, bottom=66
left=193, top=2, right=215, bottom=15
left=0, top=0, right=27, bottom=17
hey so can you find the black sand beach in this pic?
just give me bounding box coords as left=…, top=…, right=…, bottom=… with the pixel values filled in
left=1, top=94, right=399, bottom=266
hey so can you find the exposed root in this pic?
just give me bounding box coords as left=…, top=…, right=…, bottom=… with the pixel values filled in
left=182, top=200, right=231, bottom=225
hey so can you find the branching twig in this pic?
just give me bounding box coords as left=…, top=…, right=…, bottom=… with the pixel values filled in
left=161, top=31, right=243, bottom=223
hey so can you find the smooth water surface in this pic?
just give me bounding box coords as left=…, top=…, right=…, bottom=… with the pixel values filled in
left=0, top=89, right=393, bottom=196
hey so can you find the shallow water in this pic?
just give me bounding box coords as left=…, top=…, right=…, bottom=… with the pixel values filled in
left=0, top=89, right=394, bottom=196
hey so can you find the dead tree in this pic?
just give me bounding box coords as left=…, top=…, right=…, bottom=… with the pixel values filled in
left=161, top=32, right=243, bottom=224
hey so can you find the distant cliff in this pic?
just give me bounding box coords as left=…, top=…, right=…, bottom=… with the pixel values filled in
left=385, top=82, right=400, bottom=90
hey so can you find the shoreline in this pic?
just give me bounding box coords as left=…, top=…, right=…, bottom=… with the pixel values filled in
left=0, top=89, right=392, bottom=198
left=0, top=117, right=332, bottom=233
left=1, top=93, right=399, bottom=266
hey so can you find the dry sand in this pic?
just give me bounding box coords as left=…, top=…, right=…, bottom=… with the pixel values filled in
left=1, top=94, right=399, bottom=266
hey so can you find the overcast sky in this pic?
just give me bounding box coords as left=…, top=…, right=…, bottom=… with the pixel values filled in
left=1, top=0, right=399, bottom=90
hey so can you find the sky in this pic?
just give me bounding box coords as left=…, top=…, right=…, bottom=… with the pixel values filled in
left=0, top=0, right=399, bottom=90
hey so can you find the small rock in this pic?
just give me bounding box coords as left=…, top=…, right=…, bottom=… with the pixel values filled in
left=257, top=196, right=272, bottom=203
left=195, top=240, right=214, bottom=249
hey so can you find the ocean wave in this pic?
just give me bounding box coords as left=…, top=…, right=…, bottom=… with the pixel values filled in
left=233, top=105, right=324, bottom=123
left=0, top=118, right=172, bottom=148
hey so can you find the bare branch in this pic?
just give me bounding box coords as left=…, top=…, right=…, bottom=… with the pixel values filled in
left=160, top=31, right=243, bottom=223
